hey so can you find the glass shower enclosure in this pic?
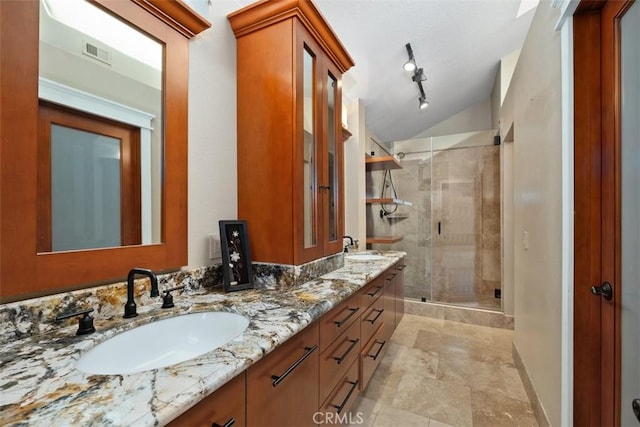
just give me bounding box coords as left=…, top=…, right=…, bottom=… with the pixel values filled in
left=367, top=130, right=501, bottom=311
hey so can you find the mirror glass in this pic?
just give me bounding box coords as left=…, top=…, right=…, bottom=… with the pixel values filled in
left=38, top=0, right=163, bottom=252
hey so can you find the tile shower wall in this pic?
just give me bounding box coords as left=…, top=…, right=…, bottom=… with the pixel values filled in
left=367, top=144, right=501, bottom=311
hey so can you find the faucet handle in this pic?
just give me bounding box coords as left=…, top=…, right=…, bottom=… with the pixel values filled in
left=55, top=308, right=96, bottom=336
left=161, top=285, right=184, bottom=309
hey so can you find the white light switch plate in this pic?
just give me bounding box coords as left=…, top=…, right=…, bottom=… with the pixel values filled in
left=209, top=234, right=221, bottom=259
left=523, top=231, right=529, bottom=250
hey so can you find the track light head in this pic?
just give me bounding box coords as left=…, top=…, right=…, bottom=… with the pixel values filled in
left=411, top=68, right=426, bottom=82
left=403, top=59, right=417, bottom=72
left=403, top=43, right=416, bottom=71
left=419, top=97, right=429, bottom=110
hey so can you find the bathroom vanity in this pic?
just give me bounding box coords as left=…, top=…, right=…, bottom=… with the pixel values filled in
left=0, top=252, right=405, bottom=426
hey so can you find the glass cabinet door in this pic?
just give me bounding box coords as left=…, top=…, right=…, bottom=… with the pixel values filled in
left=302, top=46, right=319, bottom=250
left=325, top=71, right=340, bottom=246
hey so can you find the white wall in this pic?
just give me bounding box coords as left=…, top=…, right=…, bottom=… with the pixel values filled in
left=344, top=99, right=367, bottom=248
left=412, top=98, right=492, bottom=139
left=500, top=1, right=564, bottom=425
left=187, top=2, right=248, bottom=267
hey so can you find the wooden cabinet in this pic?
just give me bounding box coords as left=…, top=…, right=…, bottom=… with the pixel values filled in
left=382, top=268, right=397, bottom=342
left=168, top=372, right=246, bottom=427
left=247, top=322, right=319, bottom=427
left=169, top=258, right=405, bottom=426
left=228, top=0, right=354, bottom=265
left=395, top=262, right=406, bottom=325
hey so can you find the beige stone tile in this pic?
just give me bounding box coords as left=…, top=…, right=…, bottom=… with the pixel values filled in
left=405, top=301, right=446, bottom=321
left=388, top=346, right=438, bottom=378
left=429, top=419, right=455, bottom=427
left=349, top=396, right=378, bottom=427
left=373, top=403, right=431, bottom=427
left=391, top=374, right=473, bottom=427
left=471, top=389, right=537, bottom=427
left=436, top=357, right=528, bottom=402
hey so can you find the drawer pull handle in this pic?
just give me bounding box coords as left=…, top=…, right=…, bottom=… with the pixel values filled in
left=332, top=380, right=359, bottom=414
left=386, top=274, right=396, bottom=281
left=212, top=418, right=235, bottom=427
left=366, top=309, right=384, bottom=324
left=366, top=340, right=386, bottom=361
left=396, top=264, right=407, bottom=271
left=366, top=286, right=384, bottom=298
left=334, top=307, right=359, bottom=327
left=271, top=344, right=318, bottom=387
left=333, top=338, right=359, bottom=365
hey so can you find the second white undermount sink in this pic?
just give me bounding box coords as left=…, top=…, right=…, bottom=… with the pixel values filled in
left=346, top=253, right=385, bottom=261
left=76, top=311, right=249, bottom=375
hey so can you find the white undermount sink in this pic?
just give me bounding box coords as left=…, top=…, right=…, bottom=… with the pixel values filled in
left=345, top=253, right=385, bottom=261
left=76, top=311, right=249, bottom=375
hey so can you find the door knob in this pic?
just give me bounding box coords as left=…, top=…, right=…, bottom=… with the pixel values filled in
left=632, top=399, right=640, bottom=423
left=590, top=282, right=613, bottom=300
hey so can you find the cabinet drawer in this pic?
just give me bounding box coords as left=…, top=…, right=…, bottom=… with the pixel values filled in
left=247, top=322, right=319, bottom=427
left=168, top=372, right=246, bottom=427
left=319, top=317, right=361, bottom=404
left=359, top=277, right=384, bottom=311
left=360, top=294, right=385, bottom=347
left=318, top=359, right=360, bottom=427
left=360, top=328, right=388, bottom=391
left=319, top=295, right=361, bottom=351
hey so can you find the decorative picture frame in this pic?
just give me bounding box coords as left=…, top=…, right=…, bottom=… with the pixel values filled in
left=219, top=220, right=254, bottom=292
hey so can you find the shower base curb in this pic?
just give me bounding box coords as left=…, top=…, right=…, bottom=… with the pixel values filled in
left=404, top=299, right=514, bottom=330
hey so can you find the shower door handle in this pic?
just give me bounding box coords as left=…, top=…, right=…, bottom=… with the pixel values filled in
left=438, top=221, right=441, bottom=235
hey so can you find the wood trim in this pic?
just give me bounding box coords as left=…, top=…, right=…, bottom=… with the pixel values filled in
left=0, top=0, right=188, bottom=301
left=573, top=1, right=633, bottom=425
left=573, top=8, right=604, bottom=426
left=37, top=103, right=142, bottom=250
left=131, top=0, right=211, bottom=38
left=227, top=0, right=354, bottom=73
left=365, top=155, right=402, bottom=171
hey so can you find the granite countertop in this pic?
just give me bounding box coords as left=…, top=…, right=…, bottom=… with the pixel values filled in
left=0, top=252, right=404, bottom=426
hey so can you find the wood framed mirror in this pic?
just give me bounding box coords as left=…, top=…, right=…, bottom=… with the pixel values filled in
left=0, top=0, right=210, bottom=302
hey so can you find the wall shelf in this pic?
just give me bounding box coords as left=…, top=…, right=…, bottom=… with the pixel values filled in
left=366, top=236, right=403, bottom=244
left=366, top=198, right=413, bottom=206
left=365, top=155, right=401, bottom=171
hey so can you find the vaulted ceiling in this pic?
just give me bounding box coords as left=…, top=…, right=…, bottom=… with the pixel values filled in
left=313, top=0, right=537, bottom=142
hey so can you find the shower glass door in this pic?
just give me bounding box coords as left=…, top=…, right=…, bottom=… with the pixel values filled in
left=430, top=134, right=500, bottom=310
left=390, top=130, right=501, bottom=311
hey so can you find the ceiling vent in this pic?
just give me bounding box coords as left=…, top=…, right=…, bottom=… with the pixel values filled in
left=82, top=41, right=111, bottom=66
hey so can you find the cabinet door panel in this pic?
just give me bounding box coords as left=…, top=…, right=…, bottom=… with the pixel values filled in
left=247, top=323, right=319, bottom=427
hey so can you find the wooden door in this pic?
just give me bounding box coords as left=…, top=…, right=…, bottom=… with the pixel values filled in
left=574, top=1, right=639, bottom=425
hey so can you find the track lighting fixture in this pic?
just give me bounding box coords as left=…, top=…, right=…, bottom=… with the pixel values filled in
left=403, top=43, right=429, bottom=110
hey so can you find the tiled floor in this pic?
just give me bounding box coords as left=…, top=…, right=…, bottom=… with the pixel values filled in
left=350, top=314, right=537, bottom=427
